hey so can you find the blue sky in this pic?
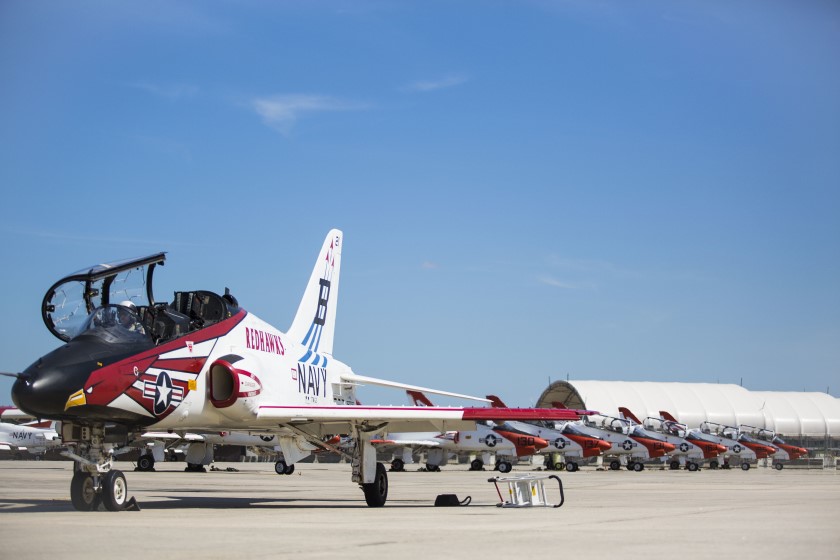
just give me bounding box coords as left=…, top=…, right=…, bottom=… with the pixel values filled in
left=1, top=1, right=838, bottom=407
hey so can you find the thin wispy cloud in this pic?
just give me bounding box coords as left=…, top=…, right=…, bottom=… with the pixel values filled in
left=402, top=74, right=469, bottom=93
left=421, top=261, right=440, bottom=270
left=251, top=94, right=368, bottom=133
left=128, top=81, right=199, bottom=100
left=537, top=276, right=591, bottom=290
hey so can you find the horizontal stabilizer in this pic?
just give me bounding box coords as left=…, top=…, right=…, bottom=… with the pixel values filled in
left=341, top=373, right=491, bottom=403
left=462, top=407, right=590, bottom=422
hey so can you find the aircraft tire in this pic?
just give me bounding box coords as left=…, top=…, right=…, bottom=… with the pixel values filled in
left=609, top=460, right=621, bottom=471
left=284, top=464, right=295, bottom=475
left=741, top=462, right=750, bottom=471
left=709, top=460, right=719, bottom=470
left=565, top=462, right=578, bottom=473
left=70, top=471, right=99, bottom=512
left=391, top=458, right=405, bottom=472
left=669, top=461, right=680, bottom=470
left=687, top=462, right=699, bottom=472
left=274, top=460, right=288, bottom=475
left=554, top=462, right=566, bottom=471
left=469, top=459, right=483, bottom=471
left=137, top=454, right=155, bottom=471
left=362, top=463, right=388, bottom=507
left=497, top=461, right=512, bottom=474
left=632, top=462, right=644, bottom=472
left=101, top=470, right=128, bottom=511
left=774, top=463, right=784, bottom=471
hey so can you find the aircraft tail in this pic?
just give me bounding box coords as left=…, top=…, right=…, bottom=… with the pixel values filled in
left=407, top=390, right=435, bottom=407
left=659, top=410, right=678, bottom=423
left=618, top=407, right=642, bottom=425
left=287, top=230, right=343, bottom=361
left=486, top=395, right=507, bottom=408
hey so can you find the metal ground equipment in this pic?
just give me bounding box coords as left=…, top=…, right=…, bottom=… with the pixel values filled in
left=488, top=473, right=565, bottom=508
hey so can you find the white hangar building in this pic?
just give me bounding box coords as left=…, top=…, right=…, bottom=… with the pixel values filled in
left=536, top=380, right=840, bottom=451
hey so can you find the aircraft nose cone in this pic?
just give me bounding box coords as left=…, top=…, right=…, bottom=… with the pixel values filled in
left=11, top=364, right=73, bottom=419
left=663, top=442, right=677, bottom=453
left=598, top=440, right=613, bottom=452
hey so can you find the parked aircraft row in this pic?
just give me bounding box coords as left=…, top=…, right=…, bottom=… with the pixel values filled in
left=0, top=230, right=808, bottom=512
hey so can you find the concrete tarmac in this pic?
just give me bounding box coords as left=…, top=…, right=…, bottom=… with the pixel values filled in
left=0, top=460, right=838, bottom=559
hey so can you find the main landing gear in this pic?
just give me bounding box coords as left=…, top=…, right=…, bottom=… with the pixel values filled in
left=274, top=460, right=295, bottom=475
left=63, top=423, right=137, bottom=512
left=362, top=463, right=388, bottom=507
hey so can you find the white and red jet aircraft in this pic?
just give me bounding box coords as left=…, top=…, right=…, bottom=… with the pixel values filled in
left=485, top=396, right=611, bottom=472
left=745, top=426, right=808, bottom=470
left=698, top=422, right=777, bottom=470
left=6, top=229, right=583, bottom=511
left=576, top=413, right=676, bottom=471
left=619, top=408, right=727, bottom=471
left=0, top=419, right=62, bottom=457
left=373, top=391, right=554, bottom=473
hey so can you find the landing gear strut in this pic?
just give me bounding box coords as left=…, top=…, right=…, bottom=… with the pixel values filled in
left=63, top=422, right=136, bottom=512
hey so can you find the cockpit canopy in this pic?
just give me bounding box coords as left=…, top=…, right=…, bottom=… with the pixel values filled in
left=41, top=253, right=239, bottom=344
left=77, top=304, right=151, bottom=344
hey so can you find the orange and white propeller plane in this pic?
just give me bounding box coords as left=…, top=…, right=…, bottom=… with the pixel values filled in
left=6, top=229, right=583, bottom=510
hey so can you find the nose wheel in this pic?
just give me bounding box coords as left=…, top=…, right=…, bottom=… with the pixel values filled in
left=70, top=469, right=130, bottom=511
left=70, top=471, right=100, bottom=511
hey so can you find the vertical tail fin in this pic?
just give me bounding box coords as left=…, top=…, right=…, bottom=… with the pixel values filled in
left=407, top=390, right=435, bottom=407
left=618, top=407, right=642, bottom=425
left=486, top=395, right=507, bottom=408
left=659, top=410, right=678, bottom=423
left=287, top=230, right=343, bottom=362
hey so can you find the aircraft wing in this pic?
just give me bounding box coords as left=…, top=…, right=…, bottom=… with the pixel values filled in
left=0, top=406, right=35, bottom=422
left=256, top=404, right=584, bottom=434
left=371, top=438, right=441, bottom=448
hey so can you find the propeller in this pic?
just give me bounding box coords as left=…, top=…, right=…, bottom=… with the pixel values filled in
left=0, top=372, right=28, bottom=380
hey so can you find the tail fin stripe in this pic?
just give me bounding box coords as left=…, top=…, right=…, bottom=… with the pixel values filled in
left=312, top=324, right=324, bottom=353
left=301, top=323, right=316, bottom=346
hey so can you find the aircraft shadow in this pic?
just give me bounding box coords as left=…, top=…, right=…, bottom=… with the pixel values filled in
left=0, top=496, right=492, bottom=512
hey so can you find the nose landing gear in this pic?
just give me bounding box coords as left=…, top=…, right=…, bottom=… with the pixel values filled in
left=63, top=422, right=138, bottom=512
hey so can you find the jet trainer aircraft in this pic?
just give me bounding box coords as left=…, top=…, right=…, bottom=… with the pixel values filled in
left=7, top=229, right=583, bottom=511
left=741, top=426, right=808, bottom=470
left=619, top=408, right=727, bottom=471
left=485, top=396, right=610, bottom=472
left=373, top=391, right=555, bottom=473
left=0, top=420, right=62, bottom=457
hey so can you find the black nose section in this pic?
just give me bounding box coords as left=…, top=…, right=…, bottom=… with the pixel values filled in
left=11, top=335, right=156, bottom=420
left=12, top=358, right=89, bottom=419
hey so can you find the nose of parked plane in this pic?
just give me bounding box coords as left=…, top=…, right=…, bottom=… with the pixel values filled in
left=11, top=338, right=118, bottom=419
left=663, top=442, right=676, bottom=453
left=11, top=360, right=78, bottom=419
left=598, top=440, right=613, bottom=452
